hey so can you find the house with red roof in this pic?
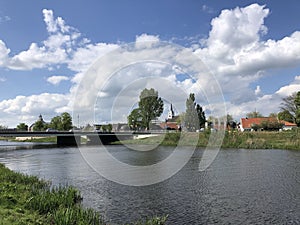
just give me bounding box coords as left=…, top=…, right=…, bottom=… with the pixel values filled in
left=239, top=117, right=297, bottom=131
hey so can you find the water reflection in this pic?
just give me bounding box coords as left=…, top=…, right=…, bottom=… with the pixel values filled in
left=0, top=144, right=299, bottom=224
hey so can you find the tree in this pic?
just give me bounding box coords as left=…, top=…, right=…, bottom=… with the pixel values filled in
left=280, top=92, right=298, bottom=123
left=196, top=103, right=206, bottom=128
left=269, top=112, right=277, bottom=118
left=16, top=123, right=28, bottom=131
left=184, top=93, right=204, bottom=132
left=128, top=108, right=143, bottom=130
left=49, top=112, right=73, bottom=131
left=32, top=120, right=46, bottom=131
left=294, top=92, right=300, bottom=126
left=246, top=111, right=263, bottom=118
left=50, top=116, right=62, bottom=130
left=61, top=112, right=73, bottom=130
left=278, top=110, right=294, bottom=123
left=128, top=88, right=164, bottom=130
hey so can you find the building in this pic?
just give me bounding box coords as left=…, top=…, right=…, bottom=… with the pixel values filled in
left=281, top=120, right=297, bottom=130
left=160, top=104, right=181, bottom=130
left=239, top=117, right=297, bottom=132
left=28, top=114, right=48, bottom=131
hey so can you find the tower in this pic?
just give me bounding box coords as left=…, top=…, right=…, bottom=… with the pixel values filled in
left=167, top=104, right=175, bottom=120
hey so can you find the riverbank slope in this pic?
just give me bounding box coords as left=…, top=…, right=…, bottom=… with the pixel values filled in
left=0, top=163, right=167, bottom=225
left=119, top=129, right=300, bottom=150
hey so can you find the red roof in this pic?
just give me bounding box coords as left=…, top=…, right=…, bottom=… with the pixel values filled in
left=160, top=122, right=179, bottom=130
left=280, top=120, right=297, bottom=127
left=241, top=117, right=297, bottom=129
left=241, top=117, right=277, bottom=129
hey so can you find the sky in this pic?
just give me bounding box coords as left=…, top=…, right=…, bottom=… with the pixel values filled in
left=0, top=0, right=300, bottom=127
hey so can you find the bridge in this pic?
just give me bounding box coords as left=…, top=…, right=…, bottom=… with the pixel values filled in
left=0, top=131, right=136, bottom=146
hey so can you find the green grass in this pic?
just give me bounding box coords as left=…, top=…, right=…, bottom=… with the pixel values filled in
left=119, top=129, right=300, bottom=150
left=0, top=163, right=167, bottom=225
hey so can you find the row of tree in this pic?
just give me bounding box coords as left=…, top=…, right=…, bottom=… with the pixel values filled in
left=15, top=112, right=73, bottom=131
left=127, top=88, right=206, bottom=131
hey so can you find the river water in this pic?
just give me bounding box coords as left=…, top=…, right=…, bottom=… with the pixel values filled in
left=0, top=141, right=299, bottom=224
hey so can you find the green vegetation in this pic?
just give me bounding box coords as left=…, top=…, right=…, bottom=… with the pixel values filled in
left=0, top=163, right=103, bottom=224
left=128, top=88, right=164, bottom=131
left=121, top=129, right=300, bottom=150
left=0, top=163, right=167, bottom=225
left=279, top=91, right=300, bottom=125
left=49, top=112, right=73, bottom=131
left=184, top=93, right=206, bottom=131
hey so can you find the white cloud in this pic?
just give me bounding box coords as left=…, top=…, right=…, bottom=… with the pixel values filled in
left=0, top=77, right=6, bottom=82
left=0, top=15, right=10, bottom=23
left=43, top=9, right=71, bottom=33
left=1, top=4, right=300, bottom=127
left=0, top=93, right=70, bottom=127
left=47, top=75, right=69, bottom=85
left=0, top=40, right=10, bottom=66
left=135, top=33, right=160, bottom=48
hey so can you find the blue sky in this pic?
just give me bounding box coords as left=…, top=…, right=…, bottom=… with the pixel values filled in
left=0, top=0, right=300, bottom=127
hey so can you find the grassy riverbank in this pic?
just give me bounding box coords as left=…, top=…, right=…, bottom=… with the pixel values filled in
left=121, top=129, right=300, bottom=150
left=0, top=136, right=57, bottom=143
left=0, top=163, right=167, bottom=225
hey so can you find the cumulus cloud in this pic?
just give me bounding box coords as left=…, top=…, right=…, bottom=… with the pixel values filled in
left=1, top=4, right=300, bottom=126
left=47, top=75, right=69, bottom=85
left=0, top=93, right=70, bottom=126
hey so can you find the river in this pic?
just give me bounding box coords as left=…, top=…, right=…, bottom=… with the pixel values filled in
left=0, top=141, right=299, bottom=224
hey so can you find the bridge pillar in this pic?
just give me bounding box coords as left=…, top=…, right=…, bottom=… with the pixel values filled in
left=57, top=135, right=81, bottom=147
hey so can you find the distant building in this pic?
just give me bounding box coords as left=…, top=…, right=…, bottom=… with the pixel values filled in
left=239, top=117, right=297, bottom=132
left=160, top=104, right=181, bottom=130
left=281, top=120, right=297, bottom=130
left=28, top=114, right=48, bottom=131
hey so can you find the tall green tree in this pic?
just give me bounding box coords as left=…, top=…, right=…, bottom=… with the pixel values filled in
left=49, top=112, right=73, bottom=131
left=278, top=110, right=294, bottom=123
left=294, top=91, right=300, bottom=126
left=32, top=120, right=46, bottom=131
left=16, top=123, right=28, bottom=131
left=129, top=88, right=164, bottom=130
left=128, top=108, right=143, bottom=130
left=184, top=93, right=200, bottom=132
left=196, top=103, right=206, bottom=128
left=61, top=112, right=73, bottom=130
left=280, top=91, right=300, bottom=125
left=50, top=116, right=62, bottom=130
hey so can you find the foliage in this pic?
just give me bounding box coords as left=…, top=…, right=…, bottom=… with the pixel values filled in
left=280, top=91, right=300, bottom=125
left=268, top=112, right=277, bottom=118
left=32, top=120, right=47, bottom=131
left=128, top=108, right=143, bottom=130
left=16, top=123, right=28, bottom=131
left=60, top=112, right=73, bottom=130
left=0, top=163, right=169, bottom=225
left=49, top=112, right=73, bottom=131
left=0, top=163, right=104, bottom=225
left=101, top=124, right=112, bottom=132
left=50, top=115, right=62, bottom=130
left=196, top=103, right=206, bottom=128
left=278, top=110, right=294, bottom=123
left=246, top=111, right=263, bottom=118
left=128, top=88, right=164, bottom=130
left=184, top=93, right=206, bottom=131
left=121, top=128, right=300, bottom=150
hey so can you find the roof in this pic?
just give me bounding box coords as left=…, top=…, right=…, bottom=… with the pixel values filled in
left=240, top=117, right=297, bottom=129
left=240, top=117, right=277, bottom=129
left=160, top=121, right=179, bottom=130
left=280, top=120, right=297, bottom=127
